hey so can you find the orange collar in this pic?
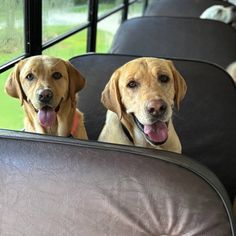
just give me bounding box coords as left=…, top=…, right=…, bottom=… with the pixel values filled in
left=70, top=112, right=79, bottom=137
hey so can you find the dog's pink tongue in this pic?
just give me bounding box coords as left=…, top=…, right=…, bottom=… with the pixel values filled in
left=144, top=121, right=168, bottom=143
left=38, top=107, right=56, bottom=128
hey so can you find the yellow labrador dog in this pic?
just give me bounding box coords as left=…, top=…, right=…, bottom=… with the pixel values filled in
left=98, top=57, right=187, bottom=153
left=5, top=55, right=87, bottom=139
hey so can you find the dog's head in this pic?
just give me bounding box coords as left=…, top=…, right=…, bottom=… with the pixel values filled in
left=5, top=55, right=85, bottom=128
left=101, top=57, right=187, bottom=146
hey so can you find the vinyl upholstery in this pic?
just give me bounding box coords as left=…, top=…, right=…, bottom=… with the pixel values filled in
left=0, top=129, right=235, bottom=235
left=110, top=16, right=236, bottom=68
left=145, top=0, right=233, bottom=18
left=70, top=53, right=236, bottom=202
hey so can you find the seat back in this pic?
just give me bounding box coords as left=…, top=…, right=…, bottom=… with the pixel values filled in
left=0, top=129, right=235, bottom=235
left=145, top=0, right=233, bottom=18
left=110, top=16, right=236, bottom=68
left=70, top=53, right=236, bottom=200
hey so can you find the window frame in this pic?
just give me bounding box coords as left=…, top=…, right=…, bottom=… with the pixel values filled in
left=0, top=0, right=149, bottom=73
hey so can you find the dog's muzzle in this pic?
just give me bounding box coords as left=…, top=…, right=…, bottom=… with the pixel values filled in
left=37, top=97, right=63, bottom=128
left=132, top=114, right=169, bottom=145
left=29, top=88, right=63, bottom=128
left=131, top=99, right=170, bottom=145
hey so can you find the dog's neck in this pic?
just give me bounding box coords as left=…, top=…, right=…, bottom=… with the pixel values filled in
left=22, top=98, right=76, bottom=137
left=120, top=114, right=146, bottom=146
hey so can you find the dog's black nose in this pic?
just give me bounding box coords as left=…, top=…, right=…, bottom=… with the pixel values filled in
left=147, top=99, right=167, bottom=117
left=38, top=89, right=53, bottom=104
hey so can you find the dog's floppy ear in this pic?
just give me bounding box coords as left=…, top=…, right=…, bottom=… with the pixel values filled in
left=5, top=60, right=25, bottom=105
left=169, top=61, right=187, bottom=110
left=101, top=69, right=123, bottom=120
left=65, top=61, right=85, bottom=99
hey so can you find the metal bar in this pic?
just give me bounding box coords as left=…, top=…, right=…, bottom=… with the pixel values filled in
left=43, top=0, right=137, bottom=53
left=122, top=0, right=129, bottom=22
left=97, top=0, right=137, bottom=22
left=143, top=0, right=149, bottom=15
left=0, top=0, right=139, bottom=74
left=42, top=22, right=90, bottom=50
left=24, top=0, right=42, bottom=56
left=87, top=0, right=99, bottom=52
left=0, top=55, right=26, bottom=73
left=97, top=4, right=125, bottom=22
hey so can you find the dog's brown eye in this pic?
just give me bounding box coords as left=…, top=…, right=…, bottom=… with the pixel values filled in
left=52, top=72, right=62, bottom=80
left=127, top=80, right=138, bottom=88
left=159, top=75, right=170, bottom=83
left=26, top=73, right=34, bottom=81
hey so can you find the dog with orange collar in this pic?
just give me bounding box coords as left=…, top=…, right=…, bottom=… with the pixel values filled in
left=5, top=55, right=88, bottom=139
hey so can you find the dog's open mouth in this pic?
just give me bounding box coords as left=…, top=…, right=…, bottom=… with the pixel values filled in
left=132, top=114, right=169, bottom=145
left=31, top=98, right=63, bottom=128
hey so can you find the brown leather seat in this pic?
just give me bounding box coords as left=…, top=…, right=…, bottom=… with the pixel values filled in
left=0, top=129, right=235, bottom=235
